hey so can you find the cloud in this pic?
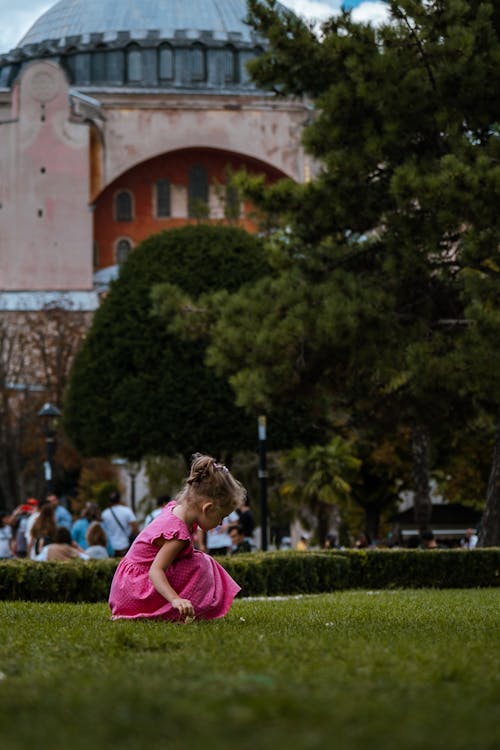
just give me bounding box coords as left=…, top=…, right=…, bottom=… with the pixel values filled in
left=284, top=0, right=342, bottom=21
left=351, top=2, right=390, bottom=25
left=277, top=1, right=389, bottom=28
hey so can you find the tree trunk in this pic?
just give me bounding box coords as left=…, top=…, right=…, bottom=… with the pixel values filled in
left=316, top=501, right=330, bottom=548
left=478, top=410, right=500, bottom=547
left=411, top=422, right=432, bottom=534
left=364, top=504, right=380, bottom=543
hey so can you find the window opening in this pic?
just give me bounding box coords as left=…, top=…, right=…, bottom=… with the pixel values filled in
left=188, top=165, right=209, bottom=218
left=116, top=238, right=132, bottom=265
left=156, top=179, right=171, bottom=217
left=159, top=45, right=174, bottom=81
left=127, top=46, right=142, bottom=83
left=116, top=191, right=133, bottom=221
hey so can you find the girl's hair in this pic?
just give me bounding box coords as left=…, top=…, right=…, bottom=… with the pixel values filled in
left=86, top=521, right=107, bottom=547
left=184, top=454, right=245, bottom=511
left=31, top=503, right=57, bottom=539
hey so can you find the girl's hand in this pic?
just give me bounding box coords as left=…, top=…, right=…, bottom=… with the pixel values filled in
left=171, top=597, right=195, bottom=618
left=149, top=538, right=192, bottom=614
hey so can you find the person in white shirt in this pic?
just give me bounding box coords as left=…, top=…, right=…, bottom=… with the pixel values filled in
left=206, top=510, right=239, bottom=556
left=101, top=491, right=138, bottom=557
left=460, top=528, right=478, bottom=549
left=142, top=495, right=170, bottom=529
left=0, top=512, right=14, bottom=558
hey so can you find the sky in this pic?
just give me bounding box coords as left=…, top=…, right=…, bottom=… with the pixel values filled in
left=0, top=0, right=389, bottom=55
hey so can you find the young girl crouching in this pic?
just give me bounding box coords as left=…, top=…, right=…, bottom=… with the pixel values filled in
left=109, top=454, right=246, bottom=621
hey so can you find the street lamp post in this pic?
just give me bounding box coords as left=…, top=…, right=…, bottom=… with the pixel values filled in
left=127, top=464, right=139, bottom=513
left=258, top=415, right=268, bottom=551
left=37, top=402, right=62, bottom=495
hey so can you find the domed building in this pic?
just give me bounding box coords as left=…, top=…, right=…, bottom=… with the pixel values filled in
left=0, top=0, right=310, bottom=307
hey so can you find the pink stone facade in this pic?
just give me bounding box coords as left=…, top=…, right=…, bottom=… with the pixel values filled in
left=0, top=62, right=93, bottom=291
left=0, top=61, right=310, bottom=295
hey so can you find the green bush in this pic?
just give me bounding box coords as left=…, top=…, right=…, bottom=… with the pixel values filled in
left=335, top=548, right=500, bottom=589
left=0, top=549, right=498, bottom=603
left=0, top=559, right=117, bottom=603
left=222, top=552, right=350, bottom=596
left=63, top=225, right=269, bottom=460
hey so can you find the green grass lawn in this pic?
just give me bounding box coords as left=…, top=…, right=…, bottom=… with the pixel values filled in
left=0, top=590, right=499, bottom=750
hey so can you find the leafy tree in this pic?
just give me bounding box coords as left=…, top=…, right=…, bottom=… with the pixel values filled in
left=278, top=438, right=361, bottom=546
left=73, top=457, right=121, bottom=514
left=461, top=269, right=500, bottom=545
left=159, top=0, right=500, bottom=539
left=64, top=225, right=317, bottom=463
left=0, top=304, right=89, bottom=508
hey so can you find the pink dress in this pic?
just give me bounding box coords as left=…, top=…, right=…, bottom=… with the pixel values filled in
left=109, top=501, right=240, bottom=621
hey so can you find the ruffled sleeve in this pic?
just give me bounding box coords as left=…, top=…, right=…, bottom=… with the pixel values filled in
left=140, top=501, right=192, bottom=547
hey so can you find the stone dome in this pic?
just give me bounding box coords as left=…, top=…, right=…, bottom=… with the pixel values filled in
left=18, top=0, right=260, bottom=48
left=0, top=0, right=278, bottom=92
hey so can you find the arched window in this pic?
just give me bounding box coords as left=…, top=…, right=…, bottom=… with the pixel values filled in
left=115, top=191, right=133, bottom=222
left=188, top=165, right=209, bottom=218
left=127, top=45, right=142, bottom=83
left=91, top=46, right=107, bottom=83
left=71, top=52, right=91, bottom=85
left=155, top=179, right=171, bottom=218
left=159, top=45, right=174, bottom=81
left=223, top=47, right=238, bottom=83
left=116, top=238, right=132, bottom=265
left=107, top=50, right=125, bottom=85
left=64, top=47, right=78, bottom=83
left=191, top=45, right=206, bottom=82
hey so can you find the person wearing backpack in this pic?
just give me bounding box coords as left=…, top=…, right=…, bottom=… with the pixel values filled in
left=101, top=491, right=139, bottom=557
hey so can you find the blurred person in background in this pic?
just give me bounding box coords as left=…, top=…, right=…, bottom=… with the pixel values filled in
left=229, top=523, right=251, bottom=554
left=36, top=526, right=88, bottom=562
left=85, top=522, right=110, bottom=560
left=72, top=501, right=99, bottom=547
left=0, top=511, right=14, bottom=558
left=296, top=533, right=309, bottom=551
left=28, top=501, right=57, bottom=558
left=47, top=493, right=72, bottom=530
left=142, top=495, right=170, bottom=529
left=102, top=490, right=139, bottom=557
left=460, top=528, right=478, bottom=549
left=236, top=495, right=255, bottom=547
left=419, top=531, right=439, bottom=549
left=354, top=531, right=372, bottom=549
left=9, top=499, right=38, bottom=557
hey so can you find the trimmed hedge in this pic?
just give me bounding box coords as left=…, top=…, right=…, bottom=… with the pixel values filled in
left=0, top=549, right=499, bottom=603
left=0, top=559, right=115, bottom=603
left=334, top=548, right=500, bottom=590
left=222, top=552, right=350, bottom=596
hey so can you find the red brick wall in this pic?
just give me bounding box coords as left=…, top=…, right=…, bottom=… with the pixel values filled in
left=93, top=148, right=284, bottom=268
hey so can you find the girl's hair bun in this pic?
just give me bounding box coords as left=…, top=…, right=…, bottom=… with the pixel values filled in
left=185, top=453, right=245, bottom=508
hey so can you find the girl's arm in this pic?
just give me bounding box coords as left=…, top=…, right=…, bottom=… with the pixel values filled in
left=149, top=538, right=195, bottom=618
